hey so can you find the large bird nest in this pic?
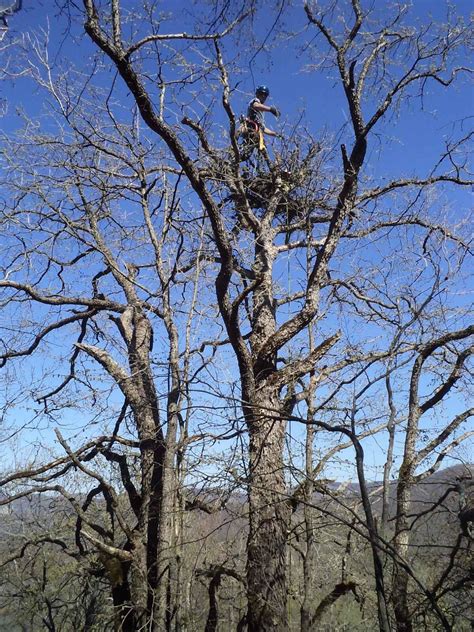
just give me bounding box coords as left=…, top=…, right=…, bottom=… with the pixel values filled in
left=206, top=142, right=325, bottom=228
left=239, top=143, right=322, bottom=220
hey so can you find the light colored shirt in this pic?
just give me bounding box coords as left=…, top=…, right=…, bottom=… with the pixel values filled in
left=247, top=97, right=265, bottom=128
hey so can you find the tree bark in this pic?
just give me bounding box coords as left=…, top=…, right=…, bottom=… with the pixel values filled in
left=300, top=384, right=316, bottom=632
left=246, top=390, right=290, bottom=632
left=392, top=469, right=414, bottom=632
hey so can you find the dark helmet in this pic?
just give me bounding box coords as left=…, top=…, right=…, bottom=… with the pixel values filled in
left=256, top=85, right=270, bottom=97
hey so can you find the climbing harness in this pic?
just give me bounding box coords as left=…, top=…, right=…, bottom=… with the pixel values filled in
left=238, top=116, right=266, bottom=165
left=240, top=117, right=265, bottom=147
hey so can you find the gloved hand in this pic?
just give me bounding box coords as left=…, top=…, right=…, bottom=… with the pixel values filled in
left=269, top=106, right=280, bottom=118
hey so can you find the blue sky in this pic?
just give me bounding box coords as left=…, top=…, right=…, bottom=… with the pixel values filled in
left=4, top=1, right=473, bottom=153
left=1, top=1, right=472, bottom=480
left=2, top=3, right=472, bottom=206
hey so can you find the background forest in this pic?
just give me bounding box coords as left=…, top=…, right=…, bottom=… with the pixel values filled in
left=0, top=1, right=472, bottom=630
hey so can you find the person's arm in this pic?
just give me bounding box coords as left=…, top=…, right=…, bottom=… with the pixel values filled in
left=252, top=102, right=280, bottom=117
left=250, top=99, right=280, bottom=136
left=263, top=127, right=278, bottom=137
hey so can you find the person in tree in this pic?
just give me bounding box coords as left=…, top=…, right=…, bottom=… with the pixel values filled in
left=239, top=85, right=280, bottom=162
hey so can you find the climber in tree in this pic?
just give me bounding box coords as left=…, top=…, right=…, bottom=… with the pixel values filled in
left=239, top=85, right=280, bottom=162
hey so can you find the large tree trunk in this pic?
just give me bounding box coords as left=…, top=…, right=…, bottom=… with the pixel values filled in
left=154, top=411, right=179, bottom=630
left=300, top=420, right=316, bottom=632
left=244, top=225, right=292, bottom=630
left=119, top=307, right=170, bottom=631
left=392, top=473, right=414, bottom=632
left=392, top=376, right=419, bottom=632
left=112, top=584, right=136, bottom=632
left=246, top=390, right=290, bottom=632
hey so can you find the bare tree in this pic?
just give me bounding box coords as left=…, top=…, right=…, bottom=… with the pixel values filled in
left=78, top=1, right=471, bottom=628
left=392, top=327, right=473, bottom=632
left=0, top=1, right=472, bottom=630
left=0, top=61, right=215, bottom=629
